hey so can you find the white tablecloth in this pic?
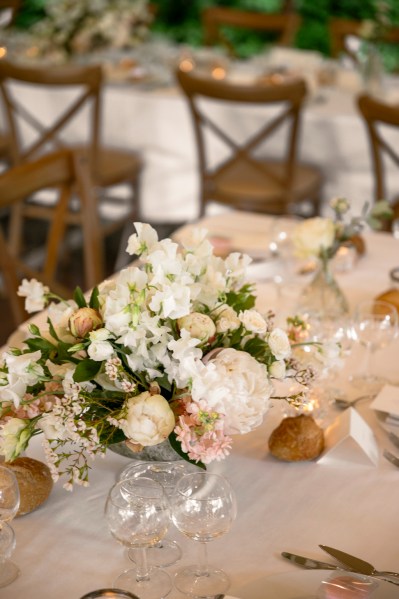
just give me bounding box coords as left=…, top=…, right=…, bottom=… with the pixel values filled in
left=6, top=211, right=399, bottom=599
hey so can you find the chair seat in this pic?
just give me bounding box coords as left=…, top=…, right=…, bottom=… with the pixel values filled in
left=73, top=145, right=143, bottom=187
left=210, top=158, right=323, bottom=214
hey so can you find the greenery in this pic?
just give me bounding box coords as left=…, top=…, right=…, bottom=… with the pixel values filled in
left=12, top=0, right=399, bottom=67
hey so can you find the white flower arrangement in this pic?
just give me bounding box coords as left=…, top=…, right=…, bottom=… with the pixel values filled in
left=0, top=223, right=330, bottom=490
left=32, top=0, right=153, bottom=59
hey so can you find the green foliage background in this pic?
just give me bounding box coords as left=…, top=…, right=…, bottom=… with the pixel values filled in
left=13, top=0, right=399, bottom=64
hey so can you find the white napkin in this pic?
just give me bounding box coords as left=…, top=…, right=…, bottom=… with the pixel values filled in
left=370, top=384, right=399, bottom=424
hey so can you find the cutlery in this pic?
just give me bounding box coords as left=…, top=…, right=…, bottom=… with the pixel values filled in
left=383, top=449, right=399, bottom=468
left=387, top=431, right=399, bottom=450
left=281, top=551, right=353, bottom=572
left=333, top=394, right=373, bottom=409
left=319, top=545, right=399, bottom=579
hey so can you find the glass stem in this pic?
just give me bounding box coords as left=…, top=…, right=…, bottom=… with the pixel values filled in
left=197, top=542, right=209, bottom=577
left=134, top=547, right=151, bottom=582
left=363, top=344, right=373, bottom=378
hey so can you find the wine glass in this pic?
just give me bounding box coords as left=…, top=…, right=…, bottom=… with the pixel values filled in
left=170, top=472, right=237, bottom=598
left=351, top=299, right=398, bottom=393
left=105, top=477, right=172, bottom=599
left=118, top=461, right=199, bottom=567
left=0, top=465, right=20, bottom=588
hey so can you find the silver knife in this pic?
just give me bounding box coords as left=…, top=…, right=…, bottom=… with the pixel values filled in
left=281, top=551, right=353, bottom=572
left=320, top=545, right=399, bottom=580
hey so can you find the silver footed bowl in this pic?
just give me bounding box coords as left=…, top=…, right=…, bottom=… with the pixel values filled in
left=109, top=438, right=182, bottom=462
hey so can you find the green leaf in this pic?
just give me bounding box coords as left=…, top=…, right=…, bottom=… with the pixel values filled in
left=168, top=432, right=206, bottom=470
left=47, top=318, right=61, bottom=342
left=73, top=359, right=101, bottom=382
left=73, top=287, right=87, bottom=308
left=89, top=287, right=100, bottom=310
left=24, top=337, right=56, bottom=353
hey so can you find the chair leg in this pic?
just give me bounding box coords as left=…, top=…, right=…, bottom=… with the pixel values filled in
left=8, top=202, right=24, bottom=256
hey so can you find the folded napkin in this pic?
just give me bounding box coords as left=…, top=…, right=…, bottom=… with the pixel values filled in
left=370, top=384, right=399, bottom=424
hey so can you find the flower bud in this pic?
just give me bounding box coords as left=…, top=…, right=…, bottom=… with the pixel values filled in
left=69, top=307, right=103, bottom=339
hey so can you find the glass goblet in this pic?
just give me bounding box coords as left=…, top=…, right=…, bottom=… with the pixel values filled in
left=351, top=299, right=398, bottom=393
left=170, top=472, right=237, bottom=598
left=105, top=477, right=172, bottom=599
left=119, top=460, right=199, bottom=567
left=0, top=465, right=20, bottom=588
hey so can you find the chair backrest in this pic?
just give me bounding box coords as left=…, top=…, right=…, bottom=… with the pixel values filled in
left=176, top=68, right=307, bottom=215
left=330, top=17, right=399, bottom=64
left=0, top=60, right=103, bottom=177
left=357, top=93, right=399, bottom=203
left=0, top=148, right=103, bottom=325
left=202, top=7, right=300, bottom=56
left=0, top=0, right=20, bottom=26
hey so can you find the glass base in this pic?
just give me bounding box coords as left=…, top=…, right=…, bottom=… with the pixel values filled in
left=128, top=540, right=182, bottom=568
left=115, top=566, right=172, bottom=599
left=0, top=560, right=19, bottom=588
left=174, top=565, right=230, bottom=598
left=350, top=373, right=386, bottom=396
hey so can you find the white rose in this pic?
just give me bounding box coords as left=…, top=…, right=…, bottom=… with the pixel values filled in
left=269, top=360, right=286, bottom=379
left=87, top=328, right=114, bottom=362
left=121, top=392, right=175, bottom=447
left=191, top=348, right=272, bottom=435
left=0, top=418, right=30, bottom=461
left=177, top=312, right=216, bottom=342
left=293, top=217, right=335, bottom=259
left=214, top=305, right=240, bottom=333
left=239, top=309, right=267, bottom=334
left=268, top=328, right=291, bottom=360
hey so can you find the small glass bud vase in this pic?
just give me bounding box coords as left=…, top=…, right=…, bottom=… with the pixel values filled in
left=297, top=256, right=349, bottom=321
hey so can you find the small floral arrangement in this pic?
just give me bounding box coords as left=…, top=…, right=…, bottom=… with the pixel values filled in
left=0, top=224, right=332, bottom=490
left=31, top=0, right=153, bottom=60
left=292, top=198, right=392, bottom=263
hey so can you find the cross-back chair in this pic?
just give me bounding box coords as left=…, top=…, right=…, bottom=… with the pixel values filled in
left=357, top=93, right=399, bottom=228
left=0, top=148, right=104, bottom=326
left=202, top=6, right=300, bottom=58
left=0, top=59, right=142, bottom=256
left=330, top=18, right=399, bottom=65
left=176, top=68, right=323, bottom=217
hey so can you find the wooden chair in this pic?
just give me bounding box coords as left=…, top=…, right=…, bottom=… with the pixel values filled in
left=202, top=6, right=300, bottom=57
left=330, top=18, right=399, bottom=64
left=0, top=59, right=143, bottom=255
left=357, top=93, right=399, bottom=229
left=176, top=68, right=323, bottom=217
left=0, top=149, right=104, bottom=326
left=0, top=0, right=20, bottom=26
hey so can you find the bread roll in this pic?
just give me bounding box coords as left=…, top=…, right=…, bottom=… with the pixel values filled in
left=268, top=414, right=324, bottom=461
left=5, top=457, right=53, bottom=516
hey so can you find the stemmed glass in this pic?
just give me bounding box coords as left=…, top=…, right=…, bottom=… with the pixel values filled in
left=0, top=465, right=20, bottom=588
left=351, top=299, right=398, bottom=393
left=170, top=472, right=237, bottom=598
left=118, top=460, right=199, bottom=567
left=105, top=477, right=172, bottom=599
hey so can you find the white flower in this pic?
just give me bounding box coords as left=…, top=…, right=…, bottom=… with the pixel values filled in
left=239, top=309, right=267, bottom=334
left=126, top=222, right=159, bottom=256
left=293, top=217, right=336, bottom=259
left=17, top=278, right=49, bottom=313
left=121, top=392, right=175, bottom=447
left=149, top=283, right=191, bottom=319
left=269, top=360, right=286, bottom=379
left=5, top=351, right=44, bottom=387
left=39, top=412, right=67, bottom=441
left=0, top=418, right=30, bottom=461
left=191, top=348, right=272, bottom=435
left=214, top=304, right=240, bottom=333
left=178, top=312, right=216, bottom=342
left=0, top=372, right=27, bottom=409
left=268, top=328, right=291, bottom=360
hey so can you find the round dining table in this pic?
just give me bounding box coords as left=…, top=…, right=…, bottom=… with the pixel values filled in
left=4, top=210, right=399, bottom=599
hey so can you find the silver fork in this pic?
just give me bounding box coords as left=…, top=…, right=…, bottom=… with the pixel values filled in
left=334, top=394, right=374, bottom=409
left=383, top=449, right=399, bottom=468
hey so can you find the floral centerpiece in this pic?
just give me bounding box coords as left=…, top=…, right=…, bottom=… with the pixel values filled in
left=30, top=0, right=153, bottom=60
left=293, top=198, right=392, bottom=320
left=0, top=223, right=333, bottom=490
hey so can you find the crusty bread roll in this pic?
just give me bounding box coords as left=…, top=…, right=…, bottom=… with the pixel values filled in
left=5, top=457, right=53, bottom=516
left=268, top=414, right=324, bottom=461
left=375, top=288, right=399, bottom=315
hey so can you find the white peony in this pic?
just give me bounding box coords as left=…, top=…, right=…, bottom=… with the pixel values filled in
left=121, top=392, right=175, bottom=447
left=239, top=309, right=267, bottom=334
left=191, top=348, right=273, bottom=435
left=0, top=418, right=30, bottom=461
left=17, top=278, right=49, bottom=313
left=268, top=328, right=291, bottom=360
left=293, top=217, right=335, bottom=259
